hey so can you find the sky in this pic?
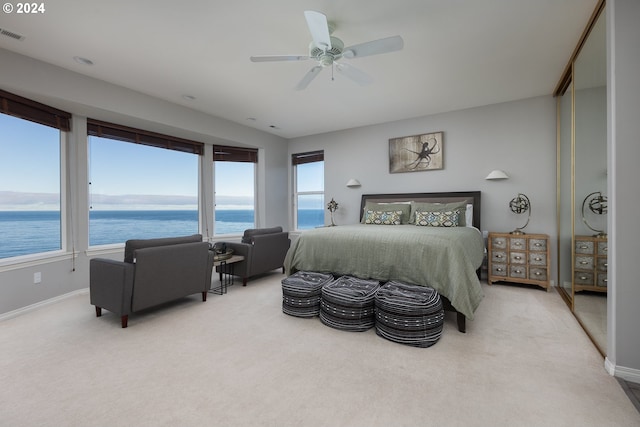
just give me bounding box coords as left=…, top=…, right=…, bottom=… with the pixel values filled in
left=1, top=113, right=320, bottom=210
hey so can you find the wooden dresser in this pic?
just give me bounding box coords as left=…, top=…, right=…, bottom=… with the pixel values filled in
left=574, top=235, right=608, bottom=293
left=488, top=232, right=550, bottom=290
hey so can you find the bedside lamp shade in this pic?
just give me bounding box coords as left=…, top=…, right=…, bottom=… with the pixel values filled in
left=485, top=170, right=509, bottom=180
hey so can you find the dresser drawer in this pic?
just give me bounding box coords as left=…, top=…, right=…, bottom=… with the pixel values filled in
left=491, top=251, right=507, bottom=263
left=575, top=256, right=594, bottom=270
left=529, top=267, right=548, bottom=281
left=597, top=257, right=608, bottom=272
left=597, top=273, right=608, bottom=287
left=597, top=241, right=608, bottom=255
left=491, top=263, right=507, bottom=277
left=509, top=238, right=526, bottom=250
left=529, top=252, right=547, bottom=266
left=491, top=236, right=507, bottom=249
left=575, top=240, right=594, bottom=254
left=529, top=238, right=547, bottom=252
left=510, top=251, right=526, bottom=265
left=509, top=265, right=526, bottom=279
left=575, top=271, right=594, bottom=286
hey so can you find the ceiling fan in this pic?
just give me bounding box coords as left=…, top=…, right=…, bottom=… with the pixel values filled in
left=250, top=10, right=404, bottom=90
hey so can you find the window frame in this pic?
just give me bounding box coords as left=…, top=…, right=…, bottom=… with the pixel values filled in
left=0, top=91, right=69, bottom=264
left=86, top=119, right=203, bottom=247
left=213, top=145, right=258, bottom=236
left=292, top=150, right=325, bottom=230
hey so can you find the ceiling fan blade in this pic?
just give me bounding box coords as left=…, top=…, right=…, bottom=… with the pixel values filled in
left=342, top=35, right=404, bottom=59
left=304, top=10, right=332, bottom=51
left=335, top=63, right=373, bottom=86
left=295, top=66, right=323, bottom=90
left=250, top=55, right=309, bottom=62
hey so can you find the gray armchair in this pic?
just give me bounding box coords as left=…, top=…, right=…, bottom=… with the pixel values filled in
left=216, top=227, right=290, bottom=286
left=90, top=234, right=214, bottom=328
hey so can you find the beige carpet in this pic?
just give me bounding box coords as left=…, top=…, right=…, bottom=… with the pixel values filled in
left=1, top=275, right=639, bottom=427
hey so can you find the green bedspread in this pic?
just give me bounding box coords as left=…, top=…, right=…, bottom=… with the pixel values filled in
left=284, top=224, right=485, bottom=320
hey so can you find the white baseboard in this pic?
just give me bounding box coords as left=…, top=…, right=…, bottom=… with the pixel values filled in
left=605, top=357, right=640, bottom=383
left=0, top=288, right=88, bottom=322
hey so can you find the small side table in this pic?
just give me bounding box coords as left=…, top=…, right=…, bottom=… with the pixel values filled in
left=210, top=254, right=244, bottom=295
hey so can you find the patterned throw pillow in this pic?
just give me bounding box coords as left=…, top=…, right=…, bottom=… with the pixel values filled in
left=414, top=210, right=460, bottom=227
left=364, top=210, right=403, bottom=225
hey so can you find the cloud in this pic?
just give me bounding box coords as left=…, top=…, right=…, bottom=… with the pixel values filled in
left=0, top=191, right=255, bottom=210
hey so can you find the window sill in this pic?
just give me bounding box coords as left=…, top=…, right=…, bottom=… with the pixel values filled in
left=0, top=250, right=75, bottom=273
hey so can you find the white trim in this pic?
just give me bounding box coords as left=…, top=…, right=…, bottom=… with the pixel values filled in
left=0, top=288, right=88, bottom=322
left=604, top=357, right=640, bottom=383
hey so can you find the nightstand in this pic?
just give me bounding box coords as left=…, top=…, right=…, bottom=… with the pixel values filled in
left=488, top=232, right=550, bottom=291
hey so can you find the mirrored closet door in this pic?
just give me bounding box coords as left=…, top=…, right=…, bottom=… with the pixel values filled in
left=556, top=0, right=607, bottom=355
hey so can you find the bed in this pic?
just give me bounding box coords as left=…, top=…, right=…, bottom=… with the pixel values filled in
left=283, top=191, right=484, bottom=332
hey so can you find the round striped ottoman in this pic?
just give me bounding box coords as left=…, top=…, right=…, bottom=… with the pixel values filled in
left=320, top=276, right=380, bottom=332
left=375, top=281, right=444, bottom=347
left=281, top=271, right=333, bottom=317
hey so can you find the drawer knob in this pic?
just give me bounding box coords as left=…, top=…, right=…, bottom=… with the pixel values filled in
left=604, top=278, right=608, bottom=283
left=579, top=276, right=588, bottom=280
left=580, top=245, right=589, bottom=249
left=534, top=271, right=541, bottom=276
left=579, top=261, right=589, bottom=265
left=604, top=263, right=608, bottom=267
left=603, top=247, right=608, bottom=252
left=514, top=256, right=522, bottom=260
left=514, top=269, right=522, bottom=274
left=535, top=257, right=542, bottom=261
left=514, top=242, right=522, bottom=246
left=496, top=254, right=503, bottom=259
left=496, top=268, right=503, bottom=272
left=534, top=243, right=542, bottom=247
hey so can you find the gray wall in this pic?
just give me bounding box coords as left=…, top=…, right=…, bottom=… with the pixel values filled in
left=0, top=49, right=288, bottom=315
left=607, top=0, right=640, bottom=380
left=288, top=95, right=558, bottom=268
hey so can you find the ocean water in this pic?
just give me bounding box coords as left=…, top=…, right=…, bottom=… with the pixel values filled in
left=0, top=209, right=324, bottom=259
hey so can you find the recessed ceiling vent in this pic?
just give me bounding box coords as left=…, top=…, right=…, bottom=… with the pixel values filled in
left=0, top=27, right=26, bottom=41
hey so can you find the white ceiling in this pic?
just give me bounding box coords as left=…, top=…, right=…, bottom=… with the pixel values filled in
left=0, top=0, right=598, bottom=139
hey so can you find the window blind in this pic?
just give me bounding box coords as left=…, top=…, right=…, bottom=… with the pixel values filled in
left=213, top=145, right=258, bottom=163
left=87, top=118, right=204, bottom=155
left=292, top=150, right=324, bottom=165
left=0, top=89, right=71, bottom=131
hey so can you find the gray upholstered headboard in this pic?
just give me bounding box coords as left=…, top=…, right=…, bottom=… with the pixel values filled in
left=359, top=191, right=481, bottom=229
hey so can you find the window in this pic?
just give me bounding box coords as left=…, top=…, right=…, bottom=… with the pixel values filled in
left=87, top=119, right=201, bottom=246
left=0, top=90, right=70, bottom=260
left=292, top=150, right=324, bottom=229
left=214, top=145, right=257, bottom=235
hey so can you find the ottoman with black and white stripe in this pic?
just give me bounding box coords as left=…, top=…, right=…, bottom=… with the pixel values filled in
left=281, top=271, right=333, bottom=317
left=375, top=281, right=444, bottom=347
left=320, top=276, right=380, bottom=332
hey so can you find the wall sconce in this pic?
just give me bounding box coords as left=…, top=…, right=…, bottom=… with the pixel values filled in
left=485, top=170, right=509, bottom=180
left=346, top=178, right=361, bottom=188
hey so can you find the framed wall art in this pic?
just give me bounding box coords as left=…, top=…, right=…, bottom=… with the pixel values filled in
left=389, top=131, right=443, bottom=173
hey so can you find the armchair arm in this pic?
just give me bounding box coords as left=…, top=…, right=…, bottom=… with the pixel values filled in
left=89, top=258, right=135, bottom=317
